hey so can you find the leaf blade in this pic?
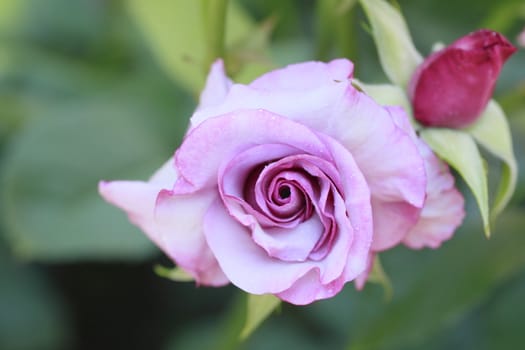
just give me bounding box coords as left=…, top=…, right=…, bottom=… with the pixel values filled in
left=420, top=128, right=490, bottom=236
left=465, top=100, right=517, bottom=220
left=240, top=294, right=281, bottom=340
left=358, top=0, right=422, bottom=87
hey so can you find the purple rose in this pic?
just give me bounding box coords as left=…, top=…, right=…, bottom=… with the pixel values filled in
left=409, top=29, right=516, bottom=128
left=100, top=59, right=464, bottom=304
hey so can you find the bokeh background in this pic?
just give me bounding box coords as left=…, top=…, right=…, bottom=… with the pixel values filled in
left=0, top=0, right=524, bottom=349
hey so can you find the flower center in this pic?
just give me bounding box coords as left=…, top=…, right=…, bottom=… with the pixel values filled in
left=278, top=185, right=291, bottom=199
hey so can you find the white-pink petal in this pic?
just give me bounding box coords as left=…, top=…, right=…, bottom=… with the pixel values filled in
left=154, top=189, right=229, bottom=286
left=403, top=141, right=465, bottom=249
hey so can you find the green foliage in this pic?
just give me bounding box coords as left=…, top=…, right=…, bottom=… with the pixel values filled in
left=465, top=100, right=518, bottom=220
left=0, top=250, right=70, bottom=350
left=421, top=129, right=490, bottom=236
left=126, top=0, right=256, bottom=93
left=358, top=0, right=422, bottom=87
left=0, top=78, right=193, bottom=261
left=240, top=294, right=281, bottom=340
left=154, top=265, right=194, bottom=282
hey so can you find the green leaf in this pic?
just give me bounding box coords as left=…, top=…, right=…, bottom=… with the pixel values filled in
left=240, top=294, right=281, bottom=340
left=358, top=0, right=422, bottom=87
left=465, top=100, right=518, bottom=221
left=0, top=252, right=70, bottom=350
left=154, top=265, right=194, bottom=282
left=1, top=79, right=192, bottom=261
left=420, top=128, right=490, bottom=236
left=126, top=0, right=254, bottom=93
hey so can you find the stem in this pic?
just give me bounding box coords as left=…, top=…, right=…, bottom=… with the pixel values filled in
left=202, top=0, right=229, bottom=70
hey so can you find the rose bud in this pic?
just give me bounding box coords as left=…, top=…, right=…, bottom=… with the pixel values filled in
left=409, top=29, right=517, bottom=128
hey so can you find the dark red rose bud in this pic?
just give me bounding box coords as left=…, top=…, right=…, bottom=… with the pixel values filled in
left=409, top=29, right=517, bottom=128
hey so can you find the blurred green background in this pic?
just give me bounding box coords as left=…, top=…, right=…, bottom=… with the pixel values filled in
left=0, top=0, right=524, bottom=349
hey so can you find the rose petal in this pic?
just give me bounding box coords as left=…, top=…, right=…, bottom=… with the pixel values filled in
left=196, top=59, right=233, bottom=112
left=98, top=158, right=177, bottom=247
left=154, top=189, right=229, bottom=286
left=354, top=252, right=375, bottom=290
left=252, top=216, right=324, bottom=262
left=370, top=199, right=420, bottom=251
left=175, top=110, right=332, bottom=191
left=99, top=180, right=164, bottom=247
left=190, top=59, right=353, bottom=129
left=276, top=269, right=346, bottom=305
left=403, top=141, right=465, bottom=249
left=250, top=59, right=353, bottom=90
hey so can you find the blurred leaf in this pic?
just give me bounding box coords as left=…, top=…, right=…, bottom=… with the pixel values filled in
left=346, top=210, right=525, bottom=350
left=421, top=128, right=490, bottom=236
left=154, top=265, right=194, bottom=282
left=240, top=294, right=281, bottom=340
left=465, top=100, right=517, bottom=220
left=0, top=0, right=22, bottom=34
left=0, top=253, right=70, bottom=349
left=126, top=0, right=254, bottom=93
left=359, top=0, right=422, bottom=87
left=1, top=78, right=192, bottom=261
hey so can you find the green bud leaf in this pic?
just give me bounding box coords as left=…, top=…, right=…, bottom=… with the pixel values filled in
left=465, top=100, right=517, bottom=221
left=154, top=265, right=194, bottom=282
left=421, top=128, right=490, bottom=237
left=240, top=294, right=281, bottom=340
left=358, top=0, right=422, bottom=87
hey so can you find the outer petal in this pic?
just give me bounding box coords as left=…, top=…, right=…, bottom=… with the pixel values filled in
left=155, top=190, right=229, bottom=286
left=354, top=252, right=375, bottom=290
left=196, top=59, right=233, bottom=112
left=190, top=59, right=353, bottom=129
left=99, top=158, right=228, bottom=286
left=98, top=158, right=177, bottom=247
left=403, top=141, right=465, bottom=249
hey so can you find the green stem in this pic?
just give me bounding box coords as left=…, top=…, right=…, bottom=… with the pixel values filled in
left=202, top=0, right=229, bottom=70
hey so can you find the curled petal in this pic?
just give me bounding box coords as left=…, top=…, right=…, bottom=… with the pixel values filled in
left=403, top=141, right=465, bottom=249
left=155, top=190, right=229, bottom=286
left=175, top=110, right=331, bottom=191
left=98, top=158, right=177, bottom=247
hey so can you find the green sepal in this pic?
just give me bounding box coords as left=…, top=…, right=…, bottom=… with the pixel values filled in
left=421, top=128, right=490, bottom=237
left=154, top=265, right=194, bottom=282
left=358, top=0, right=422, bottom=87
left=239, top=293, right=281, bottom=340
left=465, top=100, right=518, bottom=221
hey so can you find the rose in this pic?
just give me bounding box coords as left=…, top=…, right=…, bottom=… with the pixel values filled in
left=409, top=29, right=516, bottom=128
left=99, top=59, right=464, bottom=304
